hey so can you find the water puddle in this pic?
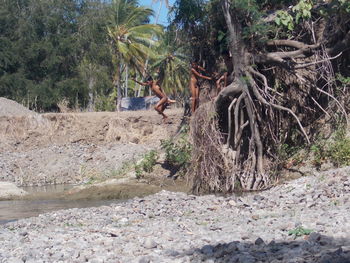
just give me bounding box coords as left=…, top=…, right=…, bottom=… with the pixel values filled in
left=0, top=178, right=189, bottom=224
left=0, top=198, right=118, bottom=224
left=22, top=184, right=75, bottom=194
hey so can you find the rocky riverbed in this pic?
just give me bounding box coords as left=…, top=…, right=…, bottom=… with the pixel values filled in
left=1, top=167, right=349, bottom=263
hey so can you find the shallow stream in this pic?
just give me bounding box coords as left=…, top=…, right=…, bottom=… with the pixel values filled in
left=0, top=179, right=189, bottom=224
left=0, top=197, right=118, bottom=224
left=0, top=184, right=115, bottom=224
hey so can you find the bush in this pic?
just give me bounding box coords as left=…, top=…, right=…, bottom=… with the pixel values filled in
left=310, top=140, right=327, bottom=167
left=328, top=136, right=350, bottom=167
left=161, top=125, right=192, bottom=172
left=310, top=128, right=350, bottom=168
left=94, top=94, right=115, bottom=112
left=288, top=226, right=313, bottom=239
left=134, top=150, right=159, bottom=179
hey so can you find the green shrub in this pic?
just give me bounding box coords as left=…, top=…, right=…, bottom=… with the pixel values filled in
left=310, top=128, right=350, bottom=167
left=336, top=73, right=350, bottom=86
left=328, top=137, right=350, bottom=166
left=288, top=226, right=313, bottom=239
left=161, top=126, right=192, bottom=170
left=310, top=140, right=327, bottom=167
left=134, top=150, right=159, bottom=179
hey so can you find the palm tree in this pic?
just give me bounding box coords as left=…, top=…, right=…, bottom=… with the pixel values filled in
left=150, top=34, right=189, bottom=98
left=136, top=0, right=170, bottom=96
left=107, top=0, right=163, bottom=110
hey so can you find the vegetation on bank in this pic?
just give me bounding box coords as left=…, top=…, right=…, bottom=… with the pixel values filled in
left=134, top=125, right=192, bottom=178
left=310, top=128, right=350, bottom=168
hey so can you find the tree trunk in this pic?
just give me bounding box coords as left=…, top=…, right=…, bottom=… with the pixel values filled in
left=190, top=0, right=349, bottom=194
left=222, top=0, right=267, bottom=189
left=190, top=0, right=270, bottom=193
left=87, top=76, right=95, bottom=112
left=221, top=0, right=245, bottom=78
left=114, top=60, right=122, bottom=111
left=125, top=65, right=128, bottom=97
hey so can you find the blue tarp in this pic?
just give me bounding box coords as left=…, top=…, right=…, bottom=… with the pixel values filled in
left=121, top=96, right=160, bottom=111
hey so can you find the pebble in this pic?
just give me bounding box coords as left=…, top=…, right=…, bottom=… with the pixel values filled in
left=0, top=167, right=350, bottom=262
left=143, top=238, right=158, bottom=249
left=255, top=237, right=265, bottom=246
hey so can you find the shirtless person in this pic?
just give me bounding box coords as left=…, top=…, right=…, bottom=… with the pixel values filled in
left=189, top=62, right=212, bottom=113
left=132, top=76, right=175, bottom=121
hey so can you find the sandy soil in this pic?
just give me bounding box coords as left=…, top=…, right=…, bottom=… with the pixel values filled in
left=0, top=98, right=184, bottom=188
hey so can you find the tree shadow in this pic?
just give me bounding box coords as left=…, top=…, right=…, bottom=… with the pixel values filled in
left=171, top=233, right=350, bottom=263
left=160, top=161, right=181, bottom=179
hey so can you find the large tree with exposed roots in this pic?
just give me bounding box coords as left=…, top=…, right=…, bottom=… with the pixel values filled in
left=171, top=0, right=350, bottom=192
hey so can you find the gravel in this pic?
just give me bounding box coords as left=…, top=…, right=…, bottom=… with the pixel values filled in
left=1, top=167, right=350, bottom=262
left=0, top=98, right=182, bottom=187
left=0, top=142, right=150, bottom=186
left=0, top=98, right=37, bottom=117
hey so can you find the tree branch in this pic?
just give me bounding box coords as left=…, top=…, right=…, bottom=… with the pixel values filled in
left=215, top=81, right=243, bottom=110
left=267, top=40, right=319, bottom=50
left=293, top=52, right=342, bottom=69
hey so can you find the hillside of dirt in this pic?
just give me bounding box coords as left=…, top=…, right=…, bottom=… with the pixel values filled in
left=0, top=98, right=184, bottom=186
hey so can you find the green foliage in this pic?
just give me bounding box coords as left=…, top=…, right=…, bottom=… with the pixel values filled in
left=150, top=32, right=189, bottom=96
left=275, top=11, right=294, bottom=31
left=108, top=161, right=135, bottom=178
left=82, top=160, right=135, bottom=185
left=288, top=226, right=313, bottom=238
left=292, top=0, right=312, bottom=24
left=0, top=0, right=113, bottom=111
left=161, top=125, right=192, bottom=170
left=107, top=0, right=163, bottom=108
left=328, top=136, right=350, bottom=167
left=275, top=0, right=312, bottom=31
left=134, top=150, right=159, bottom=179
left=225, top=0, right=271, bottom=41
left=278, top=143, right=300, bottom=160
left=171, top=0, right=206, bottom=30
left=310, top=140, right=327, bottom=167
left=94, top=93, right=116, bottom=112
left=0, top=0, right=166, bottom=111
left=310, top=128, right=350, bottom=167
left=338, top=0, right=350, bottom=13
left=336, top=73, right=350, bottom=86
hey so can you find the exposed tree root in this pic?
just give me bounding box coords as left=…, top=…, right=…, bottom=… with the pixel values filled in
left=190, top=102, right=232, bottom=194
left=190, top=0, right=350, bottom=193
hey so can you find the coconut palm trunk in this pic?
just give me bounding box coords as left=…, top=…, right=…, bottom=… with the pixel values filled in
left=114, top=55, right=122, bottom=111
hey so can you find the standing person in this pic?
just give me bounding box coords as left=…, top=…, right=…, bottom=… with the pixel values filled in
left=131, top=76, right=175, bottom=122
left=189, top=62, right=212, bottom=113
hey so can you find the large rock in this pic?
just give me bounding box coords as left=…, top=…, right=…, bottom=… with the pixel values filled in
left=0, top=182, right=28, bottom=199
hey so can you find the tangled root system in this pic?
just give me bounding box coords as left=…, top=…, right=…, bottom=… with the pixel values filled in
left=190, top=101, right=237, bottom=194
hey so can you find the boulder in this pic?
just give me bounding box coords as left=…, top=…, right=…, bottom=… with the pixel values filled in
left=0, top=182, right=28, bottom=199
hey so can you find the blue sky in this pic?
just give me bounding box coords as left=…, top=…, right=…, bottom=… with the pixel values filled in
left=139, top=0, right=175, bottom=25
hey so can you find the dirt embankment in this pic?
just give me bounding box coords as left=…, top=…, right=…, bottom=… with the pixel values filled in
left=0, top=98, right=183, bottom=186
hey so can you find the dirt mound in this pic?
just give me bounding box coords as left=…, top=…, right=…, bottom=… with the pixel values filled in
left=0, top=98, right=38, bottom=116
left=0, top=108, right=184, bottom=186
